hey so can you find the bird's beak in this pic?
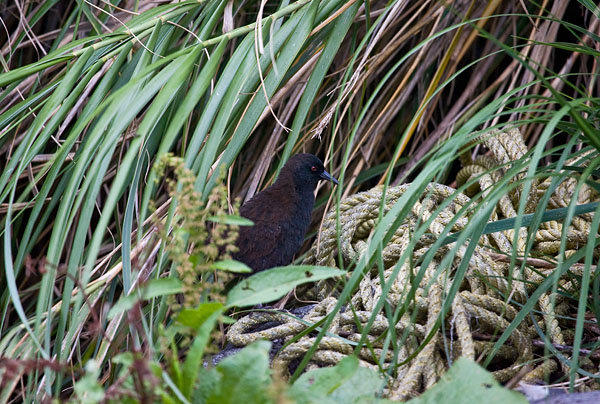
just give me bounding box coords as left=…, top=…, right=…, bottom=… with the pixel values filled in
left=320, top=170, right=339, bottom=185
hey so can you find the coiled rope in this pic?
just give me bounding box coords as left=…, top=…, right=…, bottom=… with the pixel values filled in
left=227, top=128, right=599, bottom=399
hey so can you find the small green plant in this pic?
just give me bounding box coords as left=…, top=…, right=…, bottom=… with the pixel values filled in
left=147, top=155, right=247, bottom=400
left=73, top=154, right=246, bottom=403
left=154, top=154, right=242, bottom=309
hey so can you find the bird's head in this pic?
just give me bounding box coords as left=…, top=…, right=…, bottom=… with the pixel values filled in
left=283, top=154, right=339, bottom=190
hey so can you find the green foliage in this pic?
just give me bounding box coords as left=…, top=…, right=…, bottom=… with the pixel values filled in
left=291, top=356, right=391, bottom=404
left=201, top=341, right=273, bottom=404
left=406, top=358, right=528, bottom=404
left=70, top=338, right=391, bottom=404
left=107, top=278, right=183, bottom=319
left=73, top=360, right=105, bottom=403
left=210, top=259, right=253, bottom=274
left=227, top=266, right=347, bottom=308
left=194, top=343, right=391, bottom=404
left=156, top=154, right=240, bottom=309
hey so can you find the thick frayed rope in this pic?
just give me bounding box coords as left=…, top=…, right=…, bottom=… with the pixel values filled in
left=227, top=127, right=599, bottom=399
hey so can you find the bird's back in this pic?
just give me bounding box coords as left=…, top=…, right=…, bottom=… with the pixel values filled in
left=234, top=182, right=314, bottom=272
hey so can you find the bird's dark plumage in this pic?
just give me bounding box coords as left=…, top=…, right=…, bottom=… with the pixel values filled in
left=234, top=154, right=338, bottom=273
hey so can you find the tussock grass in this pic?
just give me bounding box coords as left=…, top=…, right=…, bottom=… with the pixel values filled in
left=0, top=0, right=599, bottom=401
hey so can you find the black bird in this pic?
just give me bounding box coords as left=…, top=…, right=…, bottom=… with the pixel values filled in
left=234, top=154, right=338, bottom=273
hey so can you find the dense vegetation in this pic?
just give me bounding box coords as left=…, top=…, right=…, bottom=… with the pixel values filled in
left=0, top=0, right=599, bottom=402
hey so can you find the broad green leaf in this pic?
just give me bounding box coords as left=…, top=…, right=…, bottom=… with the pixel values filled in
left=406, top=358, right=527, bottom=404
left=107, top=278, right=182, bottom=319
left=143, top=278, right=183, bottom=299
left=206, top=215, right=254, bottom=226
left=206, top=341, right=272, bottom=404
left=182, top=305, right=224, bottom=398
left=291, top=356, right=389, bottom=404
left=211, top=259, right=252, bottom=273
left=73, top=360, right=104, bottom=403
left=176, top=302, right=224, bottom=329
left=106, top=295, right=138, bottom=320
left=227, top=266, right=346, bottom=307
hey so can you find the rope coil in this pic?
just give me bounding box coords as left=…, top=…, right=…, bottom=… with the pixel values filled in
left=227, top=127, right=599, bottom=399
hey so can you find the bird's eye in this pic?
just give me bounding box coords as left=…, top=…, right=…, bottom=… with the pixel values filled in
left=311, top=166, right=318, bottom=172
